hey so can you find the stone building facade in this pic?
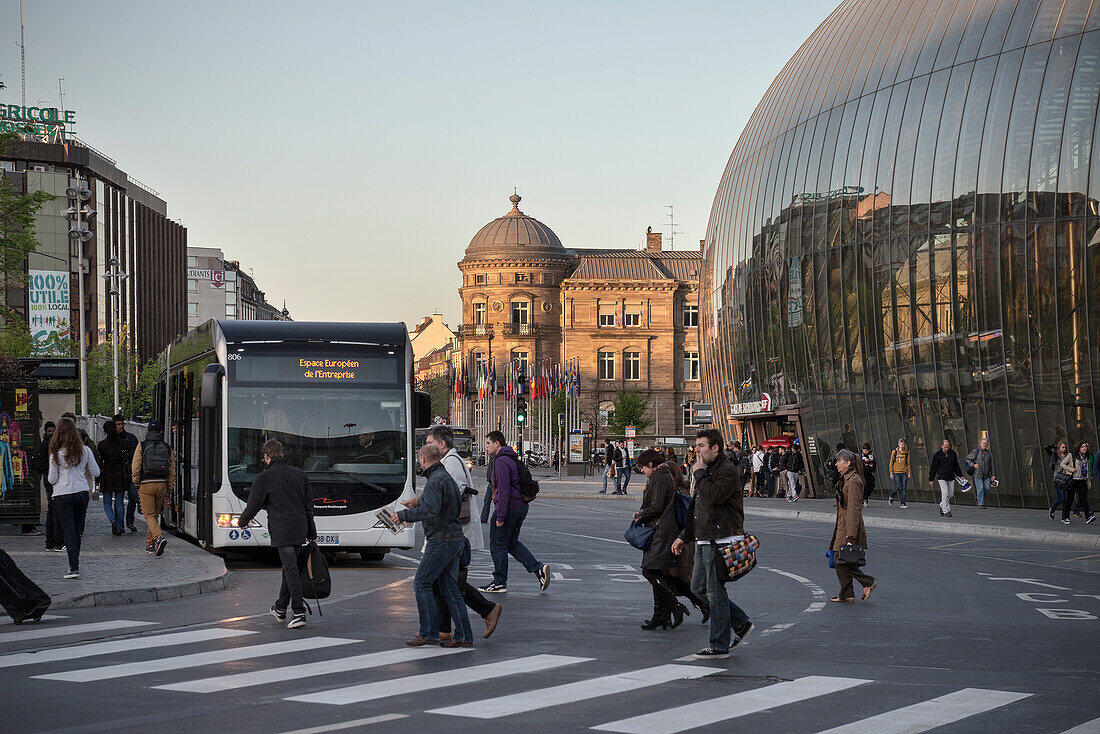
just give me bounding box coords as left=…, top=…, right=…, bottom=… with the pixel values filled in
left=455, top=193, right=703, bottom=442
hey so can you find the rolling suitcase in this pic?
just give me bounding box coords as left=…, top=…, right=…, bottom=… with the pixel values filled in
left=0, top=549, right=51, bottom=624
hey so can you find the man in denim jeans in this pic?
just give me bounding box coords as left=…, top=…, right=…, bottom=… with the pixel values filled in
left=393, top=443, right=473, bottom=647
left=672, top=429, right=753, bottom=660
left=477, top=431, right=551, bottom=594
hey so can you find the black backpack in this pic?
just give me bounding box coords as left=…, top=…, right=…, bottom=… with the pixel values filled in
left=141, top=439, right=171, bottom=479
left=516, top=460, right=540, bottom=503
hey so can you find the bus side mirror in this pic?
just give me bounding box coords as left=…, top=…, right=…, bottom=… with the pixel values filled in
left=414, top=391, right=432, bottom=429
left=200, top=364, right=225, bottom=409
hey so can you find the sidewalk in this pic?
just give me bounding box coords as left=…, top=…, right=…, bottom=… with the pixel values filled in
left=532, top=471, right=1100, bottom=549
left=1, top=505, right=232, bottom=610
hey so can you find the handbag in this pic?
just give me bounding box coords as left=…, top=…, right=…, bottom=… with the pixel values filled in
left=1053, top=469, right=1072, bottom=491
left=624, top=520, right=656, bottom=551
left=297, top=541, right=332, bottom=602
left=836, top=542, right=866, bottom=566
left=673, top=492, right=693, bottom=530
left=713, top=534, right=759, bottom=583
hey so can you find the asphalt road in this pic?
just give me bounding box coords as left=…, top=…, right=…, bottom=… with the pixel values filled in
left=1, top=498, right=1098, bottom=734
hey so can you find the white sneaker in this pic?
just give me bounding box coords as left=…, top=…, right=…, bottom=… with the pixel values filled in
left=63, top=570, right=79, bottom=579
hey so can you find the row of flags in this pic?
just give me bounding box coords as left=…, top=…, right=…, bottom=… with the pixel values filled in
left=451, top=360, right=581, bottom=400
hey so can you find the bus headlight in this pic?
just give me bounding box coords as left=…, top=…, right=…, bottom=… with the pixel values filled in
left=217, top=514, right=261, bottom=528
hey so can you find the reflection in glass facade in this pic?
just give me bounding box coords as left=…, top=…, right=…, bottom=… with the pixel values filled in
left=702, top=0, right=1100, bottom=508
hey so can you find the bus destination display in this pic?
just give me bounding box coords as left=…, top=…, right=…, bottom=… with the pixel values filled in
left=228, top=347, right=401, bottom=386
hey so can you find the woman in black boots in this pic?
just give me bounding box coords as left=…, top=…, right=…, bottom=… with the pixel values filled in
left=634, top=449, right=708, bottom=630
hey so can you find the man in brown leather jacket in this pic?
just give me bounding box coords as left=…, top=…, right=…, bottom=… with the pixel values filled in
left=672, top=429, right=753, bottom=660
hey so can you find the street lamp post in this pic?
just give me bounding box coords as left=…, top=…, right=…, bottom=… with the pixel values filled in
left=64, top=185, right=95, bottom=416
left=102, top=257, right=128, bottom=412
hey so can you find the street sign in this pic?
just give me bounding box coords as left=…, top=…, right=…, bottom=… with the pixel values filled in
left=691, top=403, right=713, bottom=425
left=625, top=425, right=636, bottom=438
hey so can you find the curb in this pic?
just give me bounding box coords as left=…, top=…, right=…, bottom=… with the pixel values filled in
left=539, top=493, right=636, bottom=501
left=53, top=568, right=236, bottom=610
left=744, top=506, right=1100, bottom=550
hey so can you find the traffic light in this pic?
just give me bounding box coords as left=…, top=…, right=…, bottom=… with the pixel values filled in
left=516, top=373, right=528, bottom=426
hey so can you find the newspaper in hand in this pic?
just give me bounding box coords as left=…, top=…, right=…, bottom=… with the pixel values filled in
left=376, top=509, right=407, bottom=535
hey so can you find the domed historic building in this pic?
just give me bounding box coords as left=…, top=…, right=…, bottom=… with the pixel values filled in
left=702, top=0, right=1100, bottom=507
left=455, top=193, right=705, bottom=449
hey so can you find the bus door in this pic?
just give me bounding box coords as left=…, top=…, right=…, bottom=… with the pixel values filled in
left=196, top=364, right=224, bottom=547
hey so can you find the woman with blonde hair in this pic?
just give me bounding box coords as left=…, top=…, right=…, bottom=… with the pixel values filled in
left=47, top=418, right=100, bottom=579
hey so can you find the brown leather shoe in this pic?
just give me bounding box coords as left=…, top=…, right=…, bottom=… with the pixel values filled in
left=441, top=639, right=473, bottom=648
left=439, top=632, right=453, bottom=641
left=829, top=596, right=855, bottom=603
left=484, top=604, right=503, bottom=639
left=862, top=581, right=877, bottom=601
left=405, top=635, right=436, bottom=646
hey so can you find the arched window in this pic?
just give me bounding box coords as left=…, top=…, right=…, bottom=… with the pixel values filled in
left=599, top=400, right=614, bottom=428
left=624, top=350, right=641, bottom=381
left=597, top=350, right=615, bottom=380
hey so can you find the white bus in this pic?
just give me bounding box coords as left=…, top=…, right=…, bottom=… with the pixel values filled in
left=153, top=320, right=431, bottom=560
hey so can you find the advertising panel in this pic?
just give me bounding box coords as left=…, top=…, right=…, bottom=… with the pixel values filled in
left=568, top=432, right=585, bottom=463
left=28, top=269, right=70, bottom=355
left=0, top=382, right=41, bottom=523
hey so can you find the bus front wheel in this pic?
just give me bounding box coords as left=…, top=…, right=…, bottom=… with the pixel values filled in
left=359, top=550, right=387, bottom=562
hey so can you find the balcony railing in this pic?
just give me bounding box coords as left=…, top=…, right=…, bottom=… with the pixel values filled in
left=502, top=323, right=538, bottom=337
left=458, top=324, right=494, bottom=338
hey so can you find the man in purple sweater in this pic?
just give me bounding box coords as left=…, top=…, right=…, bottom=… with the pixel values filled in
left=477, top=430, right=551, bottom=594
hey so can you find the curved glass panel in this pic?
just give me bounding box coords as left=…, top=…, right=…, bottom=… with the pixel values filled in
left=703, top=0, right=1099, bottom=508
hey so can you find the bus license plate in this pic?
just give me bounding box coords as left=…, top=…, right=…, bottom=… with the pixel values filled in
left=316, top=534, right=340, bottom=545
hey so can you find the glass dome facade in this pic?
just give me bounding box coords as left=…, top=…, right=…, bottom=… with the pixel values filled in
left=702, top=0, right=1100, bottom=508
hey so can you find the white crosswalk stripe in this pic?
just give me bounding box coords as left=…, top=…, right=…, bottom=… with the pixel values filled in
left=286, top=653, right=591, bottom=706
left=592, top=675, right=870, bottom=733
left=430, top=663, right=722, bottom=720
left=0, top=620, right=157, bottom=646
left=811, top=687, right=1032, bottom=734
left=0, top=628, right=253, bottom=669
left=35, top=636, right=359, bottom=682
left=1058, top=716, right=1100, bottom=734
left=155, top=645, right=473, bottom=693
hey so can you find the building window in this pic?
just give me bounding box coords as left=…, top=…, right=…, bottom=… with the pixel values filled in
left=472, top=352, right=487, bottom=375
left=472, top=302, right=487, bottom=325
left=598, top=351, right=615, bottom=380
left=514, top=272, right=528, bottom=283
left=225, top=305, right=236, bottom=318
left=624, top=310, right=640, bottom=327
left=683, top=402, right=694, bottom=431
left=599, top=400, right=614, bottom=428
left=598, top=305, right=616, bottom=328
left=511, top=301, right=529, bottom=325
left=474, top=273, right=485, bottom=285
left=511, top=350, right=529, bottom=376
left=187, top=256, right=197, bottom=267
left=225, top=270, right=236, bottom=282
left=624, top=351, right=640, bottom=380
left=187, top=303, right=198, bottom=317
left=187, top=279, right=197, bottom=292
left=684, top=304, right=699, bottom=328
left=684, top=351, right=700, bottom=381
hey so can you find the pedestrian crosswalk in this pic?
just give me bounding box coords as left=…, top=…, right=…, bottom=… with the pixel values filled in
left=0, top=621, right=1054, bottom=732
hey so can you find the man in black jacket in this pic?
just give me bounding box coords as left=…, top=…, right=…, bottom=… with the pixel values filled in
left=672, top=429, right=753, bottom=660
left=114, top=414, right=140, bottom=533
left=238, top=440, right=316, bottom=629
left=391, top=443, right=473, bottom=647
left=928, top=439, right=963, bottom=518
left=32, top=422, right=61, bottom=550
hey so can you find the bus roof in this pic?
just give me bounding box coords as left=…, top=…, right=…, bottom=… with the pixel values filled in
left=217, top=320, right=408, bottom=346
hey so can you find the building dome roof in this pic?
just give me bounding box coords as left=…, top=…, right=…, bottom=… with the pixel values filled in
left=464, top=192, right=566, bottom=260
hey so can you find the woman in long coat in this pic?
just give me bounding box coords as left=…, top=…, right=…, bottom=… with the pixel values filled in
left=634, top=449, right=708, bottom=629
left=830, top=449, right=877, bottom=603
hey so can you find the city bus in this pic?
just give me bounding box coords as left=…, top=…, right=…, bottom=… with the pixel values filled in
left=153, top=320, right=431, bottom=559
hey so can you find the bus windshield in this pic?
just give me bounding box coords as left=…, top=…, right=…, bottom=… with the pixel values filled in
left=228, top=387, right=407, bottom=513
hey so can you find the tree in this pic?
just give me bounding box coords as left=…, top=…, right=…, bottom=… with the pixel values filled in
left=607, top=389, right=654, bottom=435
left=417, top=374, right=453, bottom=423
left=0, top=131, right=55, bottom=314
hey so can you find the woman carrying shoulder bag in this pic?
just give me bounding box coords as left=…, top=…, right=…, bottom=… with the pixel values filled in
left=829, top=449, right=876, bottom=603
left=633, top=449, right=708, bottom=630
left=48, top=418, right=100, bottom=580
left=1058, top=442, right=1095, bottom=525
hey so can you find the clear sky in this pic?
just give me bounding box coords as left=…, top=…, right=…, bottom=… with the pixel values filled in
left=0, top=0, right=836, bottom=328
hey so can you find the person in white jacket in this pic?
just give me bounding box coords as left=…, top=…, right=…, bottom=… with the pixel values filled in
left=424, top=425, right=502, bottom=639
left=47, top=418, right=100, bottom=579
